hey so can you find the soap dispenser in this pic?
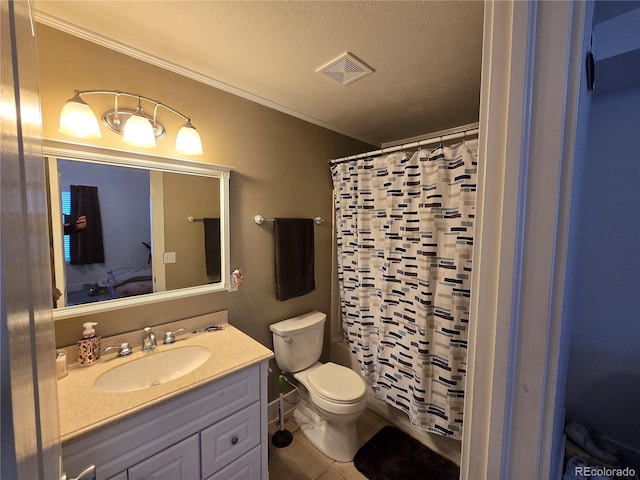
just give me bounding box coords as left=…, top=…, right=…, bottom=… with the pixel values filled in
left=78, top=322, right=100, bottom=366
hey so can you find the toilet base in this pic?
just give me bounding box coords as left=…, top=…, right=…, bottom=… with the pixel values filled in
left=293, top=401, right=361, bottom=463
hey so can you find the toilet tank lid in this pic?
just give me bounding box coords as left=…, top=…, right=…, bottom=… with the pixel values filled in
left=269, top=311, right=326, bottom=336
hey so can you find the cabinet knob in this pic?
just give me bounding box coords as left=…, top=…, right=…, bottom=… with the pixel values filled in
left=231, top=436, right=239, bottom=445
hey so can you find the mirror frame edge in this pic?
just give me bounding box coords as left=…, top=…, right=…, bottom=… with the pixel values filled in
left=44, top=139, right=232, bottom=321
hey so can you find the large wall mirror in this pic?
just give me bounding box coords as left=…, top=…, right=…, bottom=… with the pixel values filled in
left=44, top=140, right=231, bottom=320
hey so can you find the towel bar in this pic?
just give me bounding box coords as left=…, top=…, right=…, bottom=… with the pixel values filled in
left=254, top=215, right=324, bottom=225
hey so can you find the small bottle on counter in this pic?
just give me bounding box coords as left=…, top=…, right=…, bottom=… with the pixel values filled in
left=56, top=349, right=68, bottom=379
left=77, top=322, right=101, bottom=366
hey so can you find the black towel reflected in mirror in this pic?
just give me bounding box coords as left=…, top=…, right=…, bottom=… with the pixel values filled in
left=69, top=184, right=105, bottom=265
left=274, top=218, right=315, bottom=301
left=203, top=218, right=221, bottom=282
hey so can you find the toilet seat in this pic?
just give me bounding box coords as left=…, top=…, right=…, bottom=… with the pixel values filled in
left=307, top=362, right=366, bottom=403
left=293, top=362, right=368, bottom=416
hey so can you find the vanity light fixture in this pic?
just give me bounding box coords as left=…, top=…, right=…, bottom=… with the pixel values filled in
left=58, top=89, right=204, bottom=156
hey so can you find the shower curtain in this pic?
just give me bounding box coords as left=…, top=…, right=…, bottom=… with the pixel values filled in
left=330, top=139, right=478, bottom=439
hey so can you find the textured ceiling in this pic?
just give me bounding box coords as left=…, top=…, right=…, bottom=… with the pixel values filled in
left=34, top=1, right=484, bottom=146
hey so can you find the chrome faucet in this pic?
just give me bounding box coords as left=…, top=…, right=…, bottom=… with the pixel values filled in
left=142, top=327, right=157, bottom=351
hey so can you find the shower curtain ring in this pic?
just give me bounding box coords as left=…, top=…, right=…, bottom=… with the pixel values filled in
left=431, top=136, right=443, bottom=154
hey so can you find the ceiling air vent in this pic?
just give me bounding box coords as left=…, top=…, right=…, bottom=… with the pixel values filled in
left=316, top=52, right=374, bottom=86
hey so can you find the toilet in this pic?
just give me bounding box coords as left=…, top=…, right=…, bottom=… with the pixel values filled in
left=270, top=311, right=367, bottom=462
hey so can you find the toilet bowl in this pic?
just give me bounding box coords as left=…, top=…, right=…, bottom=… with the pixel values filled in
left=292, top=362, right=367, bottom=462
left=295, top=362, right=367, bottom=419
left=270, top=312, right=368, bottom=462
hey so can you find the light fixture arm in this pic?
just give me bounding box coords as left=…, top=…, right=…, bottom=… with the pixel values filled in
left=152, top=102, right=160, bottom=128
left=60, top=89, right=203, bottom=155
left=113, top=91, right=120, bottom=127
left=74, top=89, right=191, bottom=122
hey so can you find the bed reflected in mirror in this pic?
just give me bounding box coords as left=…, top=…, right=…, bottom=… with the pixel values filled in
left=45, top=140, right=231, bottom=319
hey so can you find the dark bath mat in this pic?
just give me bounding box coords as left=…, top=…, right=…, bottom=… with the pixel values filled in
left=354, top=426, right=460, bottom=480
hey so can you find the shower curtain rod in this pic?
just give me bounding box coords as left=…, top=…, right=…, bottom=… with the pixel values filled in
left=329, top=125, right=479, bottom=165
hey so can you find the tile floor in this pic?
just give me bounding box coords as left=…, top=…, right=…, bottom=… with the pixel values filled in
left=268, top=408, right=392, bottom=480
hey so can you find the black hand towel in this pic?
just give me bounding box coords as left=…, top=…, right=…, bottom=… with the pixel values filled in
left=274, top=218, right=315, bottom=301
left=203, top=218, right=221, bottom=282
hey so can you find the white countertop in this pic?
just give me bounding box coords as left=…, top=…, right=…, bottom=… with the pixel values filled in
left=58, top=323, right=273, bottom=444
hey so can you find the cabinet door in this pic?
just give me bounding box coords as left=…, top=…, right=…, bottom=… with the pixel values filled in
left=128, top=434, right=199, bottom=480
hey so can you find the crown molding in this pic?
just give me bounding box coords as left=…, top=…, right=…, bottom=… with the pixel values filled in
left=34, top=11, right=379, bottom=146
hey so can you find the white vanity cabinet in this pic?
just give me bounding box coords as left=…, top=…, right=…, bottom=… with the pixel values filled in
left=62, top=362, right=269, bottom=480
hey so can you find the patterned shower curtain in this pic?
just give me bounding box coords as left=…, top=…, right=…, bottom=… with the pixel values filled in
left=330, top=139, right=478, bottom=439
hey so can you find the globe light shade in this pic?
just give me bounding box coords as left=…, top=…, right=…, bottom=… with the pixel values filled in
left=58, top=90, right=203, bottom=154
left=175, top=121, right=204, bottom=156
left=59, top=94, right=101, bottom=138
left=122, top=110, right=156, bottom=148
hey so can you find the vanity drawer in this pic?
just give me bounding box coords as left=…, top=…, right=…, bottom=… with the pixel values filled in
left=200, top=402, right=260, bottom=478
left=205, top=446, right=261, bottom=480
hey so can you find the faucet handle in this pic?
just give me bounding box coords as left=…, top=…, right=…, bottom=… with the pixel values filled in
left=104, top=343, right=132, bottom=357
left=163, top=328, right=186, bottom=345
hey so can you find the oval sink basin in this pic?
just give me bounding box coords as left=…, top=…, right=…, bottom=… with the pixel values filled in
left=94, top=345, right=210, bottom=393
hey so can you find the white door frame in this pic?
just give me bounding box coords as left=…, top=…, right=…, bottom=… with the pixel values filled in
left=461, top=1, right=588, bottom=478
left=0, top=1, right=62, bottom=478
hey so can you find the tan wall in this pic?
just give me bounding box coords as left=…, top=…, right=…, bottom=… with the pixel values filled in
left=37, top=25, right=373, bottom=400
left=163, top=172, right=221, bottom=289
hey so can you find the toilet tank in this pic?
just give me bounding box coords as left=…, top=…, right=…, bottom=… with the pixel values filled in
left=269, top=311, right=326, bottom=372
